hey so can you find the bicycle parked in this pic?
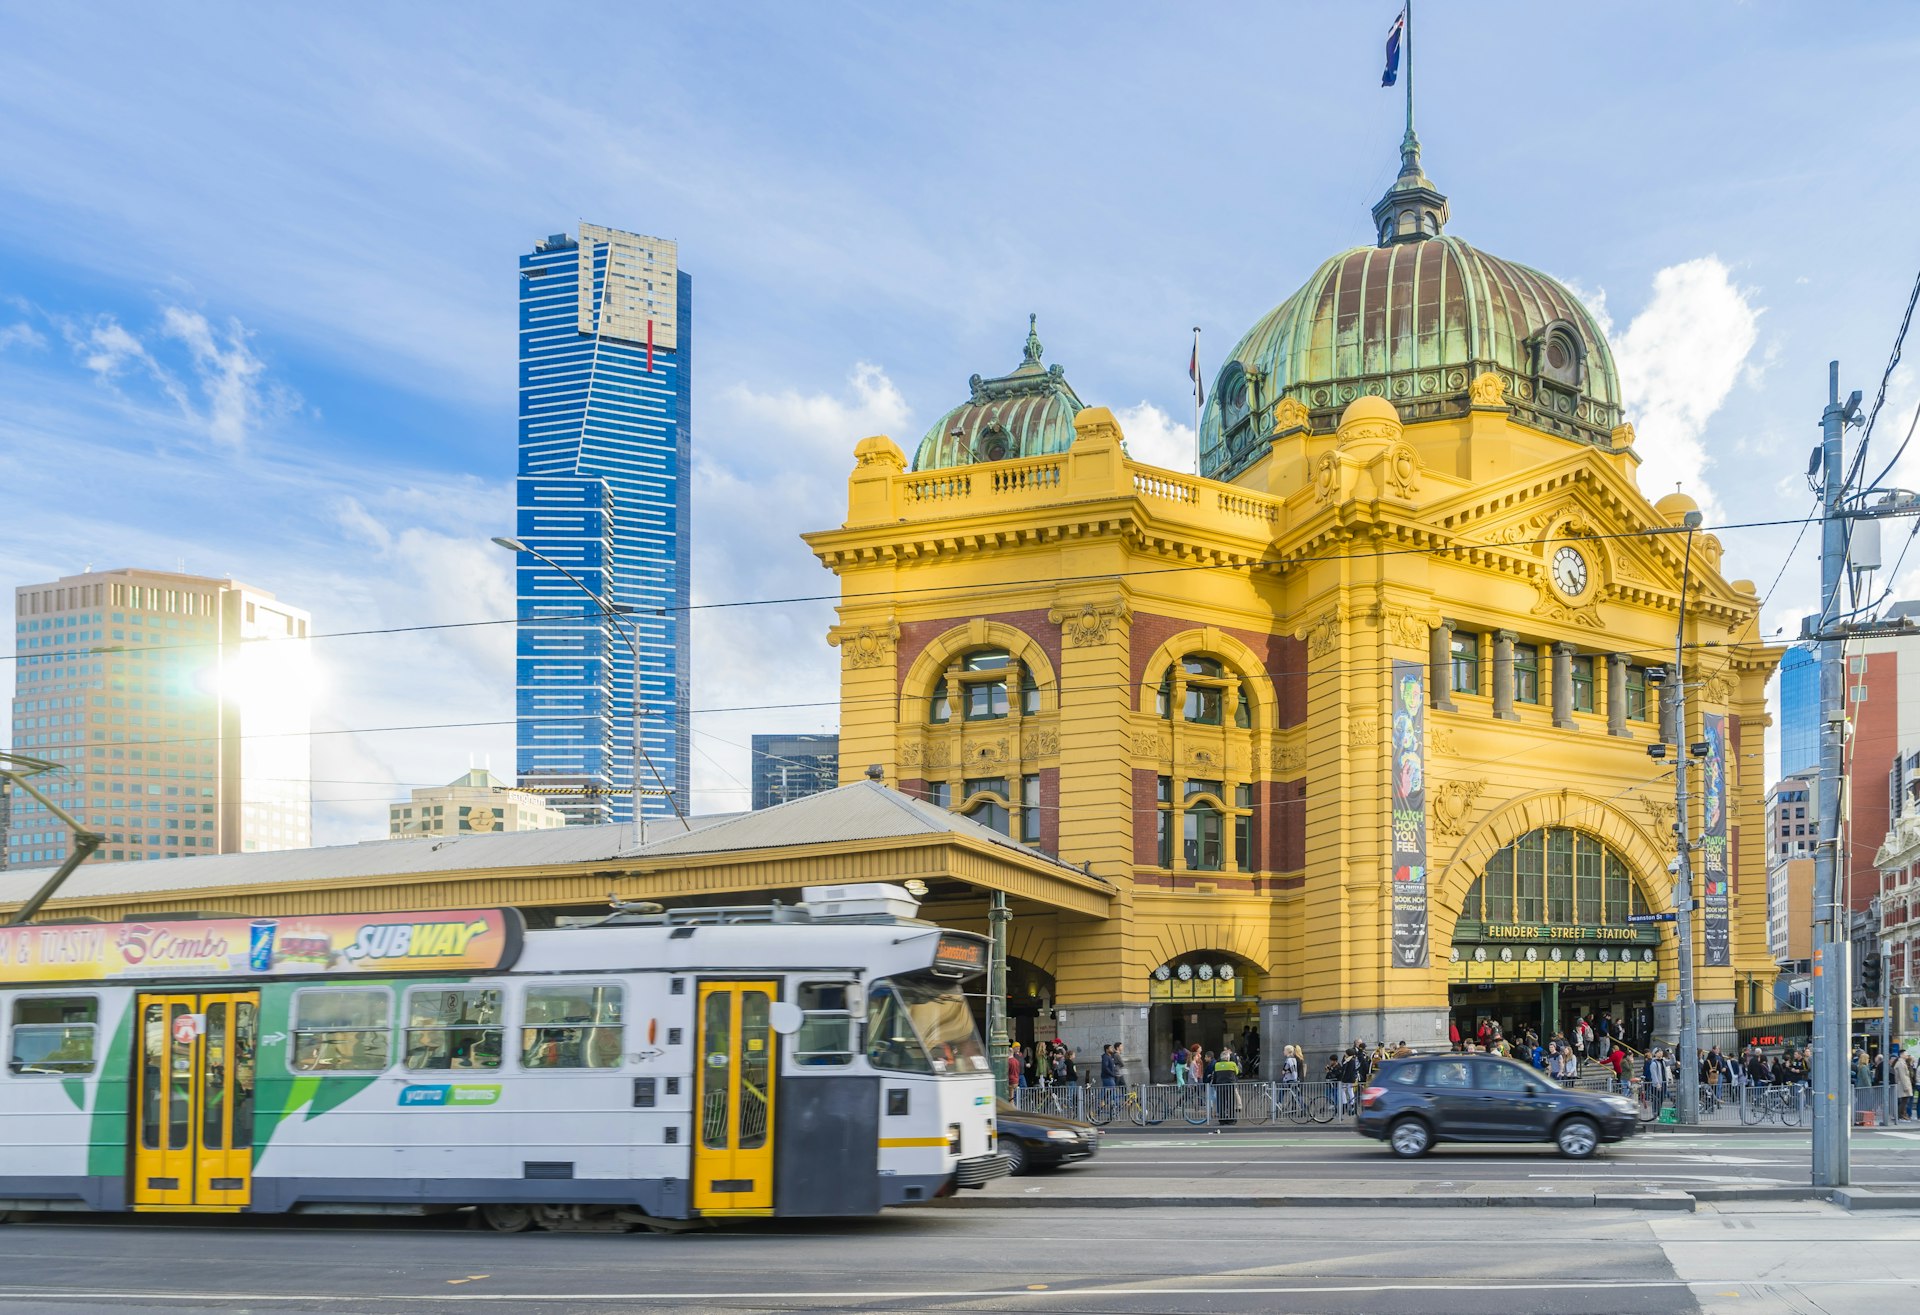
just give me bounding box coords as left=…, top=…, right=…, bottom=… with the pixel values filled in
left=1740, top=1083, right=1804, bottom=1127
left=1243, top=1081, right=1336, bottom=1125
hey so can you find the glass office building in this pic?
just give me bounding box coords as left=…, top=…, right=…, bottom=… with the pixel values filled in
left=1777, top=644, right=1817, bottom=779
left=515, top=224, right=691, bottom=824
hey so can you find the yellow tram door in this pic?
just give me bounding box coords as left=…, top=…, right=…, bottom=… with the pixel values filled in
left=692, top=981, right=777, bottom=1215
left=132, top=991, right=258, bottom=1210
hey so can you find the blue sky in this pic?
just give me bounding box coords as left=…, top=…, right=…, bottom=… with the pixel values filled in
left=2, top=2, right=1917, bottom=842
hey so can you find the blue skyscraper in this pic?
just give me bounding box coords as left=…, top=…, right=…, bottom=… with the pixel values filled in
left=514, top=224, right=691, bottom=824
left=1777, top=643, right=1817, bottom=779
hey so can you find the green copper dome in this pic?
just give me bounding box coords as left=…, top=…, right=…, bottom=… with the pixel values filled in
left=1198, top=142, right=1623, bottom=483
left=913, top=316, right=1085, bottom=471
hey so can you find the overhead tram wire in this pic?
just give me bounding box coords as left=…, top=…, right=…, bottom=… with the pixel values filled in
left=0, top=512, right=1822, bottom=671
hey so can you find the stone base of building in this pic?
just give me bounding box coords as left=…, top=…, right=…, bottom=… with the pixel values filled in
left=1055, top=1002, right=1153, bottom=1086
left=1284, top=1002, right=1453, bottom=1064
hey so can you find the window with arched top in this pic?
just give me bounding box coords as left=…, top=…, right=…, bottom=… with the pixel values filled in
left=928, top=647, right=1040, bottom=724
left=1460, top=828, right=1651, bottom=927
left=1155, top=654, right=1252, bottom=728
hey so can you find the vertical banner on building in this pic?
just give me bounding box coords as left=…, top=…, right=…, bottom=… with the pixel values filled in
left=1390, top=660, right=1429, bottom=968
left=1701, top=712, right=1731, bottom=967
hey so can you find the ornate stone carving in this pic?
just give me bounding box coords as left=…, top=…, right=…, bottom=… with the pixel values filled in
left=1298, top=607, right=1344, bottom=659
left=1385, top=442, right=1420, bottom=499
left=1188, top=746, right=1220, bottom=770
left=1336, top=420, right=1399, bottom=449
left=1312, top=451, right=1339, bottom=504
left=1049, top=598, right=1131, bottom=647
left=1643, top=798, right=1678, bottom=854
left=1352, top=717, right=1378, bottom=747
left=1431, top=778, right=1488, bottom=838
left=1272, top=396, right=1310, bottom=434
left=963, top=736, right=1010, bottom=766
left=1469, top=372, right=1508, bottom=407
left=1431, top=725, right=1457, bottom=756
left=926, top=739, right=951, bottom=769
left=1021, top=729, right=1059, bottom=758
left=1609, top=422, right=1637, bottom=450
left=1270, top=745, right=1306, bottom=774
left=1367, top=604, right=1428, bottom=649
left=900, top=741, right=924, bottom=768
left=828, top=621, right=899, bottom=669
left=1704, top=674, right=1734, bottom=705
left=1529, top=578, right=1605, bottom=629
left=1132, top=731, right=1166, bottom=758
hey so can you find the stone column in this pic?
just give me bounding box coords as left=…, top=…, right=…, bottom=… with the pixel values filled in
left=1607, top=653, right=1631, bottom=737
left=1492, top=630, right=1519, bottom=721
left=1552, top=643, right=1576, bottom=730
left=1430, top=620, right=1457, bottom=712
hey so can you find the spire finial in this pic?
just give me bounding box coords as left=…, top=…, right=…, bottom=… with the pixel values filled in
left=1370, top=0, right=1448, bottom=248
left=1022, top=313, right=1044, bottom=367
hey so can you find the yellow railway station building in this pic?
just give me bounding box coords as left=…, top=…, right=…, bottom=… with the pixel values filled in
left=0, top=135, right=1785, bottom=1084
left=803, top=134, right=1783, bottom=1074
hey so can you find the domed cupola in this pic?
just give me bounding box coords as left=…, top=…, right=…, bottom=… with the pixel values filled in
left=1198, top=135, right=1623, bottom=483
left=912, top=316, right=1086, bottom=471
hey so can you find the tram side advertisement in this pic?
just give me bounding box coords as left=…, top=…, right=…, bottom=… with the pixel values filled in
left=1390, top=660, right=1428, bottom=968
left=0, top=908, right=524, bottom=984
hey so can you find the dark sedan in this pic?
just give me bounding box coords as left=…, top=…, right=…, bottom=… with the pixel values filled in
left=995, top=1099, right=1101, bottom=1174
left=1355, top=1054, right=1641, bottom=1158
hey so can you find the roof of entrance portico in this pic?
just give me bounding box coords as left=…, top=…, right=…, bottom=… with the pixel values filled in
left=0, top=782, right=1115, bottom=923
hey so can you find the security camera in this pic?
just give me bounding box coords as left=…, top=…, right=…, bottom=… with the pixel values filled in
left=1666, top=858, right=1681, bottom=876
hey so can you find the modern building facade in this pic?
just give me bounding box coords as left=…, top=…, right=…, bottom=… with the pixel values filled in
left=750, top=734, right=840, bottom=810
left=7, top=568, right=311, bottom=867
left=388, top=769, right=569, bottom=838
left=804, top=134, right=1782, bottom=1072
left=1776, top=644, right=1817, bottom=779
left=514, top=223, right=691, bottom=825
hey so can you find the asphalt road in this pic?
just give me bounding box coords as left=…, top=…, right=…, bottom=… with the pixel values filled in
left=0, top=1201, right=1914, bottom=1314
left=1068, top=1126, right=1920, bottom=1188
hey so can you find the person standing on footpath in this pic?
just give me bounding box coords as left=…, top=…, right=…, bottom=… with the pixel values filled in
left=1212, top=1045, right=1241, bottom=1124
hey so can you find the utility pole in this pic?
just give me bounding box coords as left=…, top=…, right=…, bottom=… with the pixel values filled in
left=1812, top=362, right=1853, bottom=1186
left=1669, top=520, right=1704, bottom=1125
left=989, top=890, right=1012, bottom=1098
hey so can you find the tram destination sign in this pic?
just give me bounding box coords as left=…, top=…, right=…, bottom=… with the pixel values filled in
left=932, top=933, right=988, bottom=976
left=0, top=908, right=525, bottom=985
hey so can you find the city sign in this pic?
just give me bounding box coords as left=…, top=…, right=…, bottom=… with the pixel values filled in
left=1626, top=912, right=1677, bottom=924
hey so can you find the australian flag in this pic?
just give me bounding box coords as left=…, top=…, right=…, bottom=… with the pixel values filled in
left=1382, top=9, right=1405, bottom=87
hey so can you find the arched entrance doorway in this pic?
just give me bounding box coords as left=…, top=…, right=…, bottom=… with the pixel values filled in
left=1450, top=826, right=1660, bottom=1051
left=966, top=957, right=1058, bottom=1058
left=1147, top=952, right=1263, bottom=1078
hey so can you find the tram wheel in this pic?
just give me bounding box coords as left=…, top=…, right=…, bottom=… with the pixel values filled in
left=480, top=1203, right=536, bottom=1233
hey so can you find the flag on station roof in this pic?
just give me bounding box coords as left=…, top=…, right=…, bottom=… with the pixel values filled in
left=1188, top=337, right=1204, bottom=408
left=1381, top=8, right=1406, bottom=87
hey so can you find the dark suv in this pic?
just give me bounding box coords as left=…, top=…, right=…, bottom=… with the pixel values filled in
left=1355, top=1054, right=1640, bottom=1158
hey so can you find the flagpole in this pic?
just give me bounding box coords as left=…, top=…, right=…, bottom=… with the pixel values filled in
left=1192, top=326, right=1201, bottom=474
left=1405, top=0, right=1415, bottom=143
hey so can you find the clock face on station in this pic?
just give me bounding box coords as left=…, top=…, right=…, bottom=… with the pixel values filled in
left=1551, top=545, right=1590, bottom=597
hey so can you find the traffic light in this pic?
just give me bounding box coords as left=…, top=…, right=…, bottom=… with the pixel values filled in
left=1862, top=954, right=1883, bottom=998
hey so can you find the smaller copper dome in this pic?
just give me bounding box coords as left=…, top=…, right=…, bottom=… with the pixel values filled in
left=913, top=316, right=1085, bottom=471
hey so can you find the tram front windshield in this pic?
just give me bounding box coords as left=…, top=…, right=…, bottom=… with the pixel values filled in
left=866, top=974, right=989, bottom=1075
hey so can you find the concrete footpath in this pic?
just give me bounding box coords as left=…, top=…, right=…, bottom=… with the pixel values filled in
left=940, top=1175, right=1920, bottom=1214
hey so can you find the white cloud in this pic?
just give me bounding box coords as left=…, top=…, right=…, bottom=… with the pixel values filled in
left=1612, top=257, right=1763, bottom=521
left=0, top=321, right=44, bottom=350
left=160, top=307, right=268, bottom=447
left=685, top=363, right=913, bottom=813
left=63, top=307, right=291, bottom=449
left=1113, top=400, right=1194, bottom=473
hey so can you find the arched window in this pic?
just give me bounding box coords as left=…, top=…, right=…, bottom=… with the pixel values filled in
left=1155, top=653, right=1249, bottom=726
left=1460, top=828, right=1651, bottom=926
left=930, top=647, right=1041, bottom=724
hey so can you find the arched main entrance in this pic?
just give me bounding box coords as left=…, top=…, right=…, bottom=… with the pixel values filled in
left=1147, top=952, right=1264, bottom=1077
left=1449, top=826, right=1661, bottom=1051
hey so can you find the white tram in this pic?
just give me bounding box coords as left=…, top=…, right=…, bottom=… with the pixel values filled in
left=0, top=883, right=1007, bottom=1228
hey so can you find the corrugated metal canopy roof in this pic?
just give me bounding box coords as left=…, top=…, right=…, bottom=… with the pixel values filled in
left=0, top=782, right=1103, bottom=911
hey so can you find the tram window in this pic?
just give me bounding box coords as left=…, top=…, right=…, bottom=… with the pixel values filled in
left=404, top=988, right=503, bottom=1070
left=794, top=983, right=854, bottom=1065
left=865, top=986, right=930, bottom=1073
left=522, top=984, right=623, bottom=1069
left=291, top=989, right=392, bottom=1072
left=8, top=996, right=97, bottom=1075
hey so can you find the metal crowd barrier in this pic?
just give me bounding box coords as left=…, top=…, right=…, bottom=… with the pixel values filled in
left=1004, top=1080, right=1360, bottom=1127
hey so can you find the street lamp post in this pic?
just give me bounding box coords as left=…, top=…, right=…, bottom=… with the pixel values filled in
left=1645, top=510, right=1705, bottom=1124
left=492, top=536, right=690, bottom=832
